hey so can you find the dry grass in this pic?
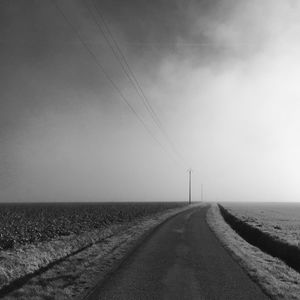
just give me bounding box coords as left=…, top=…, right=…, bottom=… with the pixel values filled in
left=207, top=203, right=300, bottom=300
left=0, top=226, right=115, bottom=290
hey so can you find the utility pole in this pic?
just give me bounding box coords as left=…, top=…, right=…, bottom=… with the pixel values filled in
left=188, top=169, right=192, bottom=204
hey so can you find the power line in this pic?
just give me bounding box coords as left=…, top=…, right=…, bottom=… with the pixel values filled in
left=51, top=0, right=184, bottom=168
left=89, top=0, right=187, bottom=165
left=85, top=0, right=187, bottom=167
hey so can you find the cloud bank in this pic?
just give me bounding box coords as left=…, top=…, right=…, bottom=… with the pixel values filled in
left=1, top=0, right=300, bottom=202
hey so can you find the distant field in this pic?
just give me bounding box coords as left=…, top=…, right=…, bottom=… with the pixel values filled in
left=222, top=202, right=300, bottom=247
left=0, top=202, right=186, bottom=250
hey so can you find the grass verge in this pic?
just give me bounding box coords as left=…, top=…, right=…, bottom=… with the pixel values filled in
left=207, top=203, right=300, bottom=300
left=0, top=226, right=116, bottom=294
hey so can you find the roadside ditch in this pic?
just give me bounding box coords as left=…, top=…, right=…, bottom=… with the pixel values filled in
left=218, top=204, right=300, bottom=274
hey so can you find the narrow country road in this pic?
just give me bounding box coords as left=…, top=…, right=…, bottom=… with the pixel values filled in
left=86, top=206, right=269, bottom=300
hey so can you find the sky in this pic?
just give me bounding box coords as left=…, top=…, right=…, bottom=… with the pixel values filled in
left=1, top=0, right=300, bottom=202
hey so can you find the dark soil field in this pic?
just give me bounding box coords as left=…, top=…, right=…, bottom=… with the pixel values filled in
left=0, top=202, right=186, bottom=250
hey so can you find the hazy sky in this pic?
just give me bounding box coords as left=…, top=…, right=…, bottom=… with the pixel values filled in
left=1, top=0, right=300, bottom=202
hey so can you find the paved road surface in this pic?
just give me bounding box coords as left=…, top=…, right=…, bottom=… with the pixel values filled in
left=87, top=206, right=269, bottom=300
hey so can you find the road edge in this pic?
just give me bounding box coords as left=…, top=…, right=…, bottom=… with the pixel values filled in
left=80, top=203, right=206, bottom=300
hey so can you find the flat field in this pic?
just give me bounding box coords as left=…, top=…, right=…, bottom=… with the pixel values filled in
left=0, top=202, right=194, bottom=298
left=0, top=202, right=186, bottom=250
left=223, top=202, right=300, bottom=246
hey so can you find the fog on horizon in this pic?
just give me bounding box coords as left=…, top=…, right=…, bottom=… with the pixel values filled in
left=1, top=0, right=300, bottom=203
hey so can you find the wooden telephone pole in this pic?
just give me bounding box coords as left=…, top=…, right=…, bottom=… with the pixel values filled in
left=188, top=169, right=192, bottom=204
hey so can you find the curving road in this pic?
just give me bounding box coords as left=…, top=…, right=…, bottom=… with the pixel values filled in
left=86, top=206, right=269, bottom=300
